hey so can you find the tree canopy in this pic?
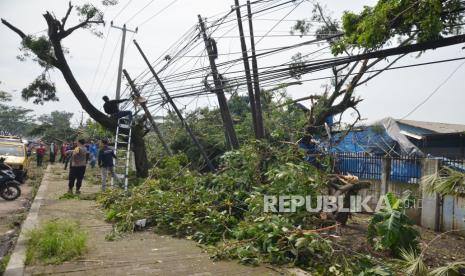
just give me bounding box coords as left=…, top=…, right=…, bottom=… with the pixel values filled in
left=290, top=0, right=465, bottom=142
left=29, top=111, right=75, bottom=142
left=335, top=0, right=465, bottom=54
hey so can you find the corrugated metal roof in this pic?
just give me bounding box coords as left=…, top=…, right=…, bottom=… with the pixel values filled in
left=397, top=119, right=465, bottom=135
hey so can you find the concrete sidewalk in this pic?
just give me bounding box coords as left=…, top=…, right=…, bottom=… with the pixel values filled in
left=16, top=165, right=281, bottom=276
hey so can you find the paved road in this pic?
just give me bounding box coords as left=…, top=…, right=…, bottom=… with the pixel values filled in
left=24, top=165, right=282, bottom=276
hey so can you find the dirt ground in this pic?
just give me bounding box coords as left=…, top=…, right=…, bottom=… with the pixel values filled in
left=337, top=214, right=465, bottom=268
left=0, top=163, right=45, bottom=271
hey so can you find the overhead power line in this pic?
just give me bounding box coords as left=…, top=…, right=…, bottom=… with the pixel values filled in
left=143, top=56, right=465, bottom=106
left=138, top=0, right=181, bottom=27
left=112, top=0, right=134, bottom=21
left=125, top=0, right=158, bottom=23
left=401, top=60, right=465, bottom=119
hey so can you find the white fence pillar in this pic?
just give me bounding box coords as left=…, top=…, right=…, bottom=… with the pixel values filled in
left=421, top=159, right=441, bottom=231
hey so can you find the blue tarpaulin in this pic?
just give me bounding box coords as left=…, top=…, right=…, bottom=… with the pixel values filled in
left=329, top=127, right=398, bottom=155
left=300, top=118, right=424, bottom=183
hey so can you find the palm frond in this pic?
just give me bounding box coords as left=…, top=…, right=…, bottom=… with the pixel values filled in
left=430, top=261, right=465, bottom=276
left=421, top=167, right=465, bottom=196
left=399, top=248, right=429, bottom=276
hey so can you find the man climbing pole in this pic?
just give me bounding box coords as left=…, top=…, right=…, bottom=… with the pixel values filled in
left=102, top=95, right=133, bottom=121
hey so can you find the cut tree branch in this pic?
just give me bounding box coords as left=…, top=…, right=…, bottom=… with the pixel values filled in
left=1, top=18, right=27, bottom=39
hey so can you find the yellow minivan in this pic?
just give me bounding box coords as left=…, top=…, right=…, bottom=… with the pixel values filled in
left=0, top=137, right=29, bottom=182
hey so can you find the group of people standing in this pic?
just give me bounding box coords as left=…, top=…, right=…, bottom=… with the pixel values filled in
left=33, top=141, right=68, bottom=167
left=64, top=139, right=120, bottom=194
left=31, top=95, right=136, bottom=194
left=34, top=139, right=120, bottom=194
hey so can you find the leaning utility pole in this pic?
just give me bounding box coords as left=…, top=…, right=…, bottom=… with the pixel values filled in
left=246, top=0, right=265, bottom=139
left=233, top=0, right=260, bottom=139
left=122, top=69, right=173, bottom=156
left=111, top=22, right=137, bottom=100
left=198, top=15, right=240, bottom=150
left=133, top=40, right=215, bottom=171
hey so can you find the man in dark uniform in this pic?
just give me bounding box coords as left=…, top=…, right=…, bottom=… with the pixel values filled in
left=102, top=95, right=133, bottom=121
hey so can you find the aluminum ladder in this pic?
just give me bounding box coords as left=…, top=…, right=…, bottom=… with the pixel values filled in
left=112, top=117, right=132, bottom=191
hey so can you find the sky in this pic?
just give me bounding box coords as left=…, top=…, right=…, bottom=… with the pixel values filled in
left=0, top=0, right=464, bottom=127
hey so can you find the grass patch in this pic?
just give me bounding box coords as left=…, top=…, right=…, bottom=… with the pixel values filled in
left=25, top=220, right=88, bottom=265
left=59, top=193, right=80, bottom=200
left=59, top=192, right=99, bottom=201
left=0, top=254, right=11, bottom=273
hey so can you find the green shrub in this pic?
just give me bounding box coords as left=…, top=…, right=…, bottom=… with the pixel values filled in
left=367, top=192, right=419, bottom=256
left=25, top=220, right=88, bottom=265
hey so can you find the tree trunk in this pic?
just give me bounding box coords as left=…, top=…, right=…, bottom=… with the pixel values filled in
left=131, top=122, right=149, bottom=178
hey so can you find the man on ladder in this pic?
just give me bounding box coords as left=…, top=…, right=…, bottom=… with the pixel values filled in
left=102, top=95, right=133, bottom=121
left=101, top=95, right=145, bottom=191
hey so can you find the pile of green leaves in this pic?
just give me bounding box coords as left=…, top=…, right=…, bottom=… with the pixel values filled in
left=367, top=192, right=419, bottom=257
left=98, top=142, right=392, bottom=274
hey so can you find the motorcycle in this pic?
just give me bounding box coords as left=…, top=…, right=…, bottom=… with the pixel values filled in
left=0, top=157, right=21, bottom=201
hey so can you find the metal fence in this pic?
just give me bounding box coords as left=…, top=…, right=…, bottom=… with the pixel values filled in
left=390, top=155, right=422, bottom=183
left=439, top=157, right=465, bottom=173
left=333, top=153, right=383, bottom=180
left=333, top=153, right=422, bottom=184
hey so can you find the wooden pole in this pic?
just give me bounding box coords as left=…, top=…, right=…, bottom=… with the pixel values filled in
left=246, top=0, right=265, bottom=139
left=132, top=40, right=215, bottom=171
left=233, top=0, right=259, bottom=138
left=122, top=69, right=173, bottom=156
left=198, top=15, right=240, bottom=150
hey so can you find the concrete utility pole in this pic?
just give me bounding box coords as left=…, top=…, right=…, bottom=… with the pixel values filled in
left=198, top=15, right=239, bottom=149
left=79, top=111, right=85, bottom=128
left=233, top=0, right=259, bottom=139
left=122, top=70, right=173, bottom=156
left=246, top=0, right=265, bottom=139
left=111, top=22, right=137, bottom=100
left=133, top=40, right=215, bottom=171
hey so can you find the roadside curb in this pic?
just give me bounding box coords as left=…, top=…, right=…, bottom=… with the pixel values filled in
left=4, top=165, right=50, bottom=276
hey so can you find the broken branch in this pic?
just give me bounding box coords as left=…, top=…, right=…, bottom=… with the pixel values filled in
left=1, top=18, right=27, bottom=39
